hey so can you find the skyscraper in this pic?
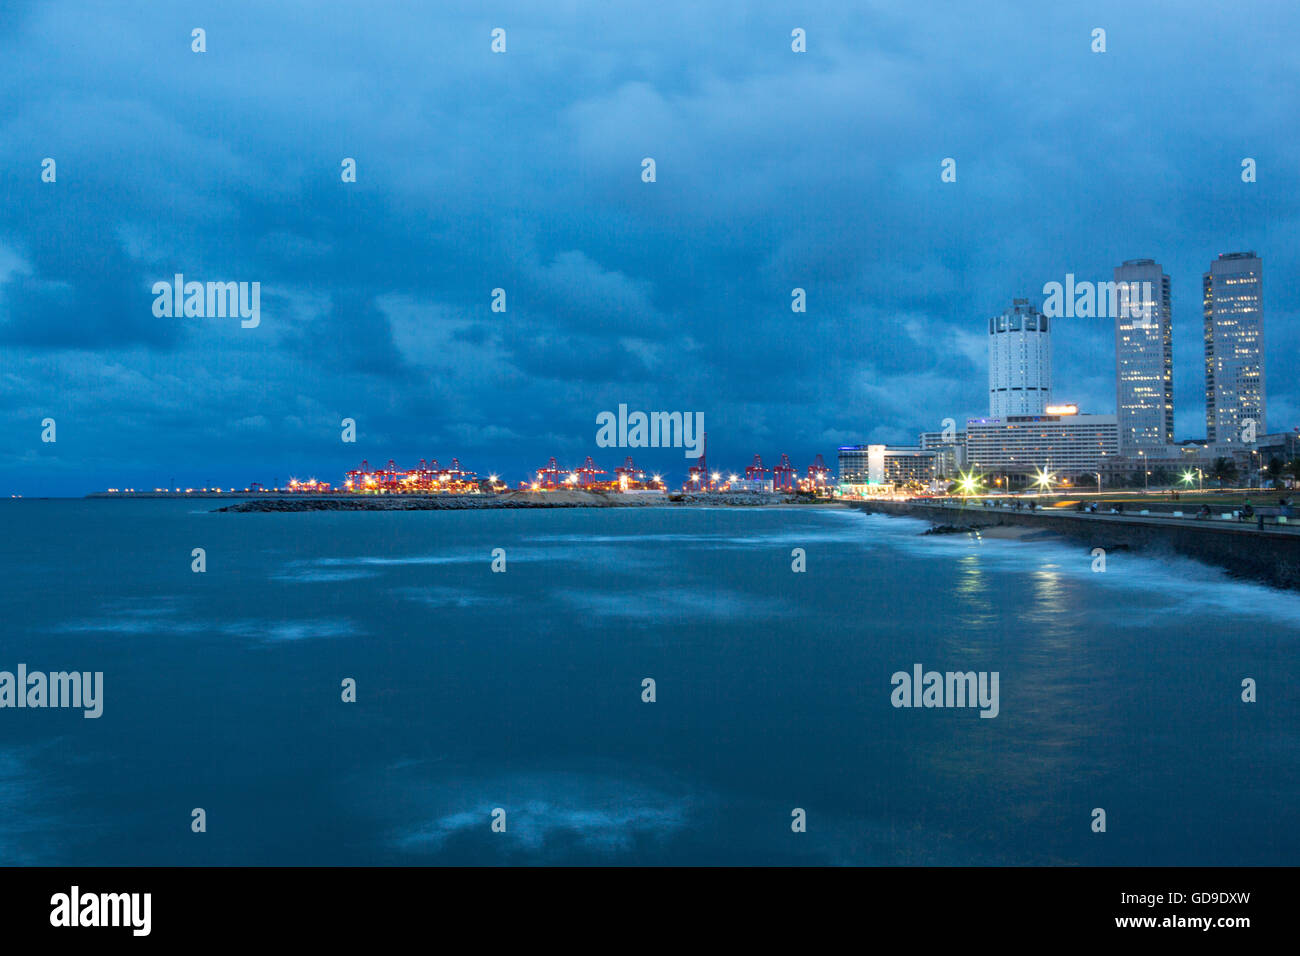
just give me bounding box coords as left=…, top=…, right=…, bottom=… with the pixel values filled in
left=1114, top=259, right=1173, bottom=451
left=1203, top=252, right=1265, bottom=443
left=988, top=298, right=1051, bottom=417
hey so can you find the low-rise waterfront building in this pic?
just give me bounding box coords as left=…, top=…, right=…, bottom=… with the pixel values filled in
left=726, top=478, right=774, bottom=493
left=965, top=413, right=1119, bottom=477
left=838, top=444, right=938, bottom=489
left=918, top=430, right=967, bottom=478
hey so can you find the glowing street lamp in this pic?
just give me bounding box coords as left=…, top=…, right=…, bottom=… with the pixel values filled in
left=1032, top=466, right=1056, bottom=493
left=956, top=469, right=983, bottom=496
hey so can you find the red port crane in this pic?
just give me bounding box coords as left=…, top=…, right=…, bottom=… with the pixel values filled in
left=686, top=432, right=709, bottom=490
left=535, top=456, right=566, bottom=489
left=772, top=454, right=796, bottom=491
left=575, top=456, right=608, bottom=488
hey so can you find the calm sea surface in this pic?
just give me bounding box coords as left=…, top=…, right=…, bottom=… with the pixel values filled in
left=2, top=498, right=1297, bottom=865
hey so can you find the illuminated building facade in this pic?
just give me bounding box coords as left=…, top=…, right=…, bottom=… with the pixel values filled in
left=838, top=445, right=936, bottom=486
left=918, top=430, right=967, bottom=478
left=965, top=413, right=1118, bottom=476
left=1204, top=252, right=1265, bottom=444
left=1114, top=258, right=1173, bottom=452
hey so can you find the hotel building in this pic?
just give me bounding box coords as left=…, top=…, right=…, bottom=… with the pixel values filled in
left=988, top=298, right=1051, bottom=417
left=965, top=410, right=1118, bottom=476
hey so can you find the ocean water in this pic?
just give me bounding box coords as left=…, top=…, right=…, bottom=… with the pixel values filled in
left=1, top=498, right=1297, bottom=866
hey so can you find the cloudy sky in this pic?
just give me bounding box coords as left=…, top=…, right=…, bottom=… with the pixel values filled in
left=1, top=0, right=1297, bottom=494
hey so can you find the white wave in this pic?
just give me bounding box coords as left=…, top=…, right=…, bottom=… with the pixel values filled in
left=865, top=513, right=1300, bottom=628
left=391, top=770, right=693, bottom=856
left=222, top=618, right=360, bottom=643
left=270, top=566, right=381, bottom=583
left=554, top=586, right=793, bottom=621
left=392, top=586, right=513, bottom=609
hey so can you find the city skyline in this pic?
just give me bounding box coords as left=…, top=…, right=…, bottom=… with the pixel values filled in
left=848, top=248, right=1277, bottom=490
left=18, top=242, right=1287, bottom=495
left=887, top=250, right=1274, bottom=477
left=2, top=2, right=1296, bottom=496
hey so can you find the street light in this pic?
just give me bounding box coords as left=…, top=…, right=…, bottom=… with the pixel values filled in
left=956, top=469, right=983, bottom=497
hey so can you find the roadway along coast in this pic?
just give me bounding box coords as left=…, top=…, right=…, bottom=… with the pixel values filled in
left=848, top=497, right=1300, bottom=591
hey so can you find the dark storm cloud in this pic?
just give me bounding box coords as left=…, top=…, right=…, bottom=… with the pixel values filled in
left=0, top=232, right=181, bottom=350
left=1, top=0, right=1298, bottom=493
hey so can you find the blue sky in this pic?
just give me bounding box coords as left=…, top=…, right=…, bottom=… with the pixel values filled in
left=2, top=0, right=1297, bottom=494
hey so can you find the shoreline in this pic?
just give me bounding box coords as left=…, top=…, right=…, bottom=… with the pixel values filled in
left=932, top=524, right=1063, bottom=542
left=852, top=500, right=1300, bottom=591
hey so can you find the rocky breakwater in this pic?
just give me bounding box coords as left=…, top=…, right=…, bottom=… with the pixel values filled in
left=218, top=491, right=825, bottom=512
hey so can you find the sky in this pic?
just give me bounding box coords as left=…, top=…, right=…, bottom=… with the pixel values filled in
left=1, top=0, right=1298, bottom=495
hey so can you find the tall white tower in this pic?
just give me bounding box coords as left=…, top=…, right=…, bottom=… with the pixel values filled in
left=988, top=298, right=1051, bottom=417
